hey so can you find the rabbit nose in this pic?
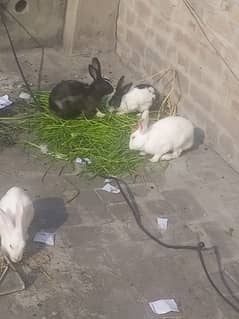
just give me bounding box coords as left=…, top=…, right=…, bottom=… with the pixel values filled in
left=11, top=255, right=22, bottom=263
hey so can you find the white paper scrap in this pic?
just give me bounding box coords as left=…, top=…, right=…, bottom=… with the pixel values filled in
left=33, top=231, right=55, bottom=246
left=157, top=217, right=168, bottom=230
left=149, top=299, right=179, bottom=315
left=75, top=157, right=92, bottom=165
left=0, top=95, right=13, bottom=109
left=39, top=144, right=48, bottom=154
left=101, top=183, right=120, bottom=194
left=19, top=92, right=31, bottom=100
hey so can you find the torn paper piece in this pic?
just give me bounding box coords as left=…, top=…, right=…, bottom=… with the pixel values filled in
left=101, top=183, right=120, bottom=194
left=75, top=157, right=92, bottom=165
left=0, top=95, right=13, bottom=109
left=39, top=144, right=48, bottom=155
left=157, top=217, right=168, bottom=231
left=149, top=299, right=179, bottom=315
left=19, top=92, right=31, bottom=100
left=33, top=231, right=55, bottom=246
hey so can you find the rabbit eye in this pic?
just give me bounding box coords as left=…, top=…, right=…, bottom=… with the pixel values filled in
left=132, top=136, right=136, bottom=140
left=9, top=244, right=13, bottom=249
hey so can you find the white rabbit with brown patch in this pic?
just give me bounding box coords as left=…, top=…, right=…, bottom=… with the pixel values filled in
left=129, top=111, right=194, bottom=162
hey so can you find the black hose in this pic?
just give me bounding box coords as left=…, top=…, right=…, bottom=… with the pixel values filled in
left=0, top=4, right=45, bottom=90
left=0, top=5, right=41, bottom=109
left=108, top=176, right=239, bottom=313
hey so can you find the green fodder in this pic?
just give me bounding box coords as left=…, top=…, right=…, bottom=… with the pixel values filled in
left=22, top=91, right=144, bottom=176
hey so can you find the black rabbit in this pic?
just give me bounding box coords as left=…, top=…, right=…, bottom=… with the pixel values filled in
left=49, top=57, right=114, bottom=119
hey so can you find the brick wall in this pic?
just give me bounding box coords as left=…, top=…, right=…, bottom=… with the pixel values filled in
left=116, top=0, right=239, bottom=172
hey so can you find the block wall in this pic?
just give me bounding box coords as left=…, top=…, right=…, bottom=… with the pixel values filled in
left=117, top=0, right=239, bottom=171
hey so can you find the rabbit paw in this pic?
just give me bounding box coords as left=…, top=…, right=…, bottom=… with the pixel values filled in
left=96, top=110, right=105, bottom=118
left=161, top=150, right=182, bottom=160
left=150, top=154, right=160, bottom=162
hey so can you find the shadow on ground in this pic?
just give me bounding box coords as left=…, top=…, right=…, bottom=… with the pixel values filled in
left=21, top=197, right=68, bottom=288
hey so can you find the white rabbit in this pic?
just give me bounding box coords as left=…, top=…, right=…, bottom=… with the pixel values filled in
left=129, top=111, right=194, bottom=162
left=0, top=187, right=34, bottom=263
left=108, top=76, right=160, bottom=114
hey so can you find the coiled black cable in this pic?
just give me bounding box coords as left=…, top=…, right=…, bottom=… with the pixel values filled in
left=0, top=4, right=45, bottom=91
left=0, top=4, right=43, bottom=109
left=109, top=176, right=239, bottom=313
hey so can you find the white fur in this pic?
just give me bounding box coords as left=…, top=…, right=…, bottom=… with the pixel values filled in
left=118, top=87, right=157, bottom=114
left=0, top=187, right=34, bottom=263
left=129, top=111, right=194, bottom=162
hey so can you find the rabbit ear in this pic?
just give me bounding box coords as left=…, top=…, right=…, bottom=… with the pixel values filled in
left=138, top=110, right=149, bottom=132
left=115, top=76, right=125, bottom=92
left=0, top=208, right=14, bottom=230
left=91, top=57, right=102, bottom=77
left=15, top=202, right=33, bottom=234
left=121, top=83, right=133, bottom=95
left=15, top=203, right=24, bottom=228
left=138, top=120, right=143, bottom=131
left=89, top=65, right=99, bottom=80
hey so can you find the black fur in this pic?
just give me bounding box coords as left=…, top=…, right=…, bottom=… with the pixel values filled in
left=108, top=76, right=133, bottom=108
left=135, top=84, right=153, bottom=89
left=135, top=84, right=160, bottom=111
left=49, top=58, right=113, bottom=119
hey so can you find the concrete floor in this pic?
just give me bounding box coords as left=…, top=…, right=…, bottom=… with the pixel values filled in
left=0, top=50, right=239, bottom=319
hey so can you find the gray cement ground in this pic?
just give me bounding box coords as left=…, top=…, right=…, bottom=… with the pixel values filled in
left=0, top=50, right=239, bottom=319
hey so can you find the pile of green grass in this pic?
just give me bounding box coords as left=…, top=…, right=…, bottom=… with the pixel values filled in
left=20, top=91, right=144, bottom=176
